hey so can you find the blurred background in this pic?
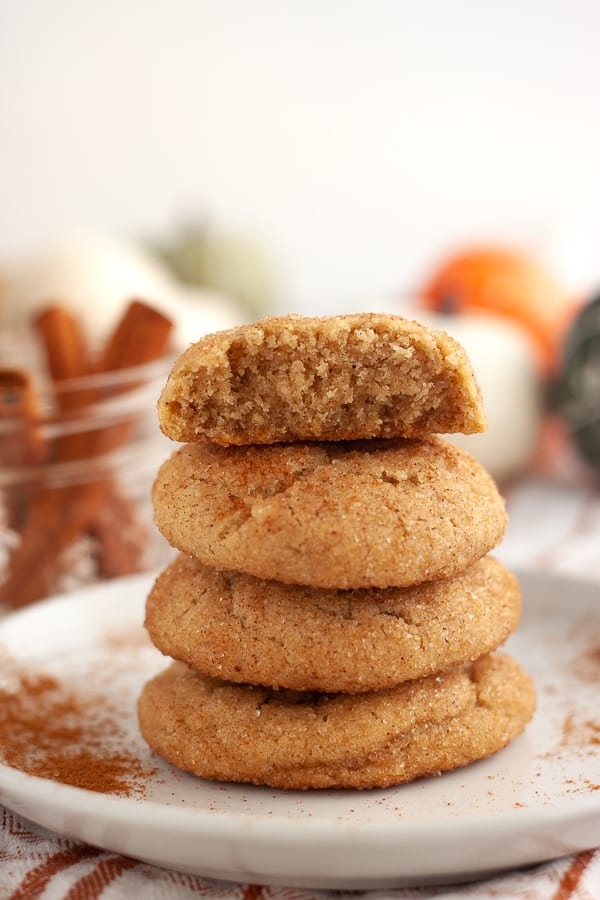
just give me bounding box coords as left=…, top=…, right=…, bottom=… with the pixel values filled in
left=1, top=0, right=600, bottom=604
left=2, top=0, right=600, bottom=308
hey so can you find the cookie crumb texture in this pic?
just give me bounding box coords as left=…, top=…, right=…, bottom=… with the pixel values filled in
left=152, top=436, right=507, bottom=588
left=146, top=555, right=521, bottom=693
left=137, top=652, right=536, bottom=790
left=158, top=314, right=486, bottom=445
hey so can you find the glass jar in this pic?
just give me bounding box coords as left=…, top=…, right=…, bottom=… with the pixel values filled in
left=0, top=353, right=174, bottom=611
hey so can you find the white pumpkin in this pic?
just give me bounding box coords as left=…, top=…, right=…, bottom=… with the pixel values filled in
left=415, top=311, right=543, bottom=481
left=168, top=285, right=248, bottom=348
left=1, top=234, right=246, bottom=350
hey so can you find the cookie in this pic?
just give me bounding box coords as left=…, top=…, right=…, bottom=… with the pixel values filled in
left=146, top=555, right=521, bottom=693
left=137, top=652, right=536, bottom=790
left=152, top=436, right=507, bottom=589
left=157, top=314, right=486, bottom=445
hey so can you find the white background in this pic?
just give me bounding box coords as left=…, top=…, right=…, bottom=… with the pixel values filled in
left=2, top=0, right=600, bottom=313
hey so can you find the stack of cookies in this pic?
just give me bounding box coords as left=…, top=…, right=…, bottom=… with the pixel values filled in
left=138, top=314, right=535, bottom=790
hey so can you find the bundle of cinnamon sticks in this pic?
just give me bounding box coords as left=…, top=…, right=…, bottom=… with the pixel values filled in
left=0, top=299, right=173, bottom=609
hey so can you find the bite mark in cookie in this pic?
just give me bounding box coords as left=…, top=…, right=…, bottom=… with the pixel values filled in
left=158, top=314, right=486, bottom=445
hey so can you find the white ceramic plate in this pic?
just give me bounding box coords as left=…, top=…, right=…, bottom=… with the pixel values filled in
left=0, top=569, right=599, bottom=890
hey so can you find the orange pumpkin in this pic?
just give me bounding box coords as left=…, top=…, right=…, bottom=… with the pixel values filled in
left=418, top=247, right=576, bottom=374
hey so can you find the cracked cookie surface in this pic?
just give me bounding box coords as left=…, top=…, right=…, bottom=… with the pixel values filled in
left=137, top=652, right=536, bottom=789
left=145, top=555, right=521, bottom=692
left=157, top=313, right=486, bottom=445
left=152, top=436, right=507, bottom=588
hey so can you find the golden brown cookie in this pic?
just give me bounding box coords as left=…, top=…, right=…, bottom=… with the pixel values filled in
left=152, top=436, right=507, bottom=589
left=157, top=314, right=486, bottom=445
left=145, top=555, right=521, bottom=693
left=137, top=652, right=536, bottom=790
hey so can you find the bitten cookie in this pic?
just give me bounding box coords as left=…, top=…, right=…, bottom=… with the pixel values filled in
left=158, top=314, right=486, bottom=445
left=152, top=436, right=507, bottom=589
left=146, top=555, right=521, bottom=693
left=137, top=652, right=536, bottom=790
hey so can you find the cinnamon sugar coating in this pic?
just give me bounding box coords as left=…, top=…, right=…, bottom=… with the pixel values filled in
left=142, top=311, right=535, bottom=791
left=145, top=555, right=521, bottom=693
left=157, top=314, right=486, bottom=445
left=152, top=436, right=507, bottom=589
left=137, top=652, right=535, bottom=790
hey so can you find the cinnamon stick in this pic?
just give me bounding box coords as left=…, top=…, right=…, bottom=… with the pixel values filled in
left=93, top=300, right=174, bottom=455
left=96, top=299, right=173, bottom=372
left=0, top=482, right=108, bottom=604
left=0, top=369, right=44, bottom=466
left=0, top=369, right=45, bottom=528
left=0, top=300, right=173, bottom=608
left=35, top=305, right=96, bottom=463
left=91, top=487, right=147, bottom=578
left=35, top=306, right=93, bottom=405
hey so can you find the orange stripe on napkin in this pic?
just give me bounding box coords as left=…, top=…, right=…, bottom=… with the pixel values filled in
left=64, top=855, right=139, bottom=900
left=552, top=849, right=596, bottom=900
left=8, top=845, right=102, bottom=899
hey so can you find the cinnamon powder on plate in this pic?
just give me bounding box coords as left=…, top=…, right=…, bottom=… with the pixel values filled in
left=560, top=712, right=600, bottom=751
left=573, top=642, right=600, bottom=683
left=0, top=667, right=154, bottom=796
